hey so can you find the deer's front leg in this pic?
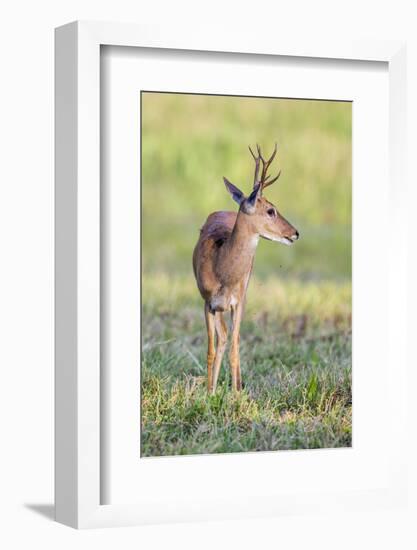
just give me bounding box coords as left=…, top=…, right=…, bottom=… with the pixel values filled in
left=230, top=302, right=243, bottom=391
left=204, top=302, right=216, bottom=392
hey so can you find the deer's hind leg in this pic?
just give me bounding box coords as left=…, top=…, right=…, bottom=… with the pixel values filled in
left=211, top=311, right=228, bottom=394
left=204, top=302, right=216, bottom=393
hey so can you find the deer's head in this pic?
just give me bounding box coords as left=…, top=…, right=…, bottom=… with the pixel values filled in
left=223, top=144, right=299, bottom=245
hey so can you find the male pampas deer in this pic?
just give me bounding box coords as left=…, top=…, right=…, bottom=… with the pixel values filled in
left=193, top=144, right=299, bottom=393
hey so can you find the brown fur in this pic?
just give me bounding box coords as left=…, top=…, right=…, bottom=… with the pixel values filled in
left=193, top=148, right=299, bottom=393
left=193, top=198, right=297, bottom=314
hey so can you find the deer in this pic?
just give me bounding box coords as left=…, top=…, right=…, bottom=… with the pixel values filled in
left=192, top=144, right=299, bottom=394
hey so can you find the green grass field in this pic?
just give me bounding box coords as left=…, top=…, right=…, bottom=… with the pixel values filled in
left=141, top=92, right=352, bottom=457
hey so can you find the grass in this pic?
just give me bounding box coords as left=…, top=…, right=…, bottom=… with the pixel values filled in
left=140, top=92, right=352, bottom=456
left=141, top=275, right=351, bottom=457
left=142, top=92, right=351, bottom=280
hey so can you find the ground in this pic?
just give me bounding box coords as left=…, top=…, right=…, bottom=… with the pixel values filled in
left=141, top=274, right=351, bottom=456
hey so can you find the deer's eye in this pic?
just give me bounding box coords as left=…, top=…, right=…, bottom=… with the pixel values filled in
left=267, top=208, right=276, bottom=217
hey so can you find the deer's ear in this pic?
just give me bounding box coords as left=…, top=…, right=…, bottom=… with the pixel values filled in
left=223, top=177, right=245, bottom=205
left=242, top=183, right=261, bottom=213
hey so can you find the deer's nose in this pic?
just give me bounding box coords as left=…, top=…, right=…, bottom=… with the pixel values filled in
left=293, top=230, right=299, bottom=240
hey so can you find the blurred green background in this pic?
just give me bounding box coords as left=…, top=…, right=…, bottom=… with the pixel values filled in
left=142, top=92, right=351, bottom=281
left=141, top=92, right=352, bottom=457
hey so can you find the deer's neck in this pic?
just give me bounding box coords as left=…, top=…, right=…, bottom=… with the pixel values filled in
left=229, top=212, right=259, bottom=254
left=218, top=211, right=259, bottom=285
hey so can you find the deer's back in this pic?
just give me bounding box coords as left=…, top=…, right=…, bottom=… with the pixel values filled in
left=192, top=211, right=237, bottom=301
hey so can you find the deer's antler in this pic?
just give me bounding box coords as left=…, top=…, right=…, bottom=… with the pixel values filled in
left=248, top=144, right=261, bottom=189
left=248, top=143, right=281, bottom=192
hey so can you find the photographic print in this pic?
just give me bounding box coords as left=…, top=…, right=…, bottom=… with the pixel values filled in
left=141, top=92, right=352, bottom=457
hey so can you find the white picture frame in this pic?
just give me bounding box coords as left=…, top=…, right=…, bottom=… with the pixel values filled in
left=55, top=21, right=407, bottom=529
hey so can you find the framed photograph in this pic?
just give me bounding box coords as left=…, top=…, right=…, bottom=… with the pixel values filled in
left=55, top=21, right=407, bottom=528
